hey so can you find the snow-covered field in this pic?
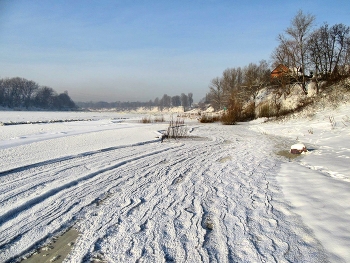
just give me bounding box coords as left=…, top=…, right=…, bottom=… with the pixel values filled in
left=0, top=108, right=349, bottom=262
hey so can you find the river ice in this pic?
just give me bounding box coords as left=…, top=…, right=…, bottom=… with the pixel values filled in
left=0, top=108, right=349, bottom=262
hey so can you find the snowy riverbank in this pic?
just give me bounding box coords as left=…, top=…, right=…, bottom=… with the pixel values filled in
left=249, top=103, right=350, bottom=262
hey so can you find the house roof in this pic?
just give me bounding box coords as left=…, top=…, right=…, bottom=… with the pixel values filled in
left=271, top=64, right=289, bottom=74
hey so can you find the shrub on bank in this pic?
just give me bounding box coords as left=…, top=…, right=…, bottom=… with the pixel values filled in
left=199, top=115, right=220, bottom=123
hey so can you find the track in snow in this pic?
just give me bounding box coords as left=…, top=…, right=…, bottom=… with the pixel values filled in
left=0, top=125, right=329, bottom=262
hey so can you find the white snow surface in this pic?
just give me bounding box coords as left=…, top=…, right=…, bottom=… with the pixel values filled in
left=0, top=109, right=349, bottom=262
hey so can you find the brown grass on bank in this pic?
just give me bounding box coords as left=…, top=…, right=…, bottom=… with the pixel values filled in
left=140, top=115, right=165, bottom=123
left=154, top=115, right=165, bottom=122
left=220, top=98, right=243, bottom=125
left=140, top=116, right=152, bottom=123
left=199, top=114, right=221, bottom=123
left=257, top=102, right=274, bottom=118
left=242, top=101, right=256, bottom=121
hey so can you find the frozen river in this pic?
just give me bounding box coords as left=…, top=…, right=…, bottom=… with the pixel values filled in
left=0, top=110, right=349, bottom=262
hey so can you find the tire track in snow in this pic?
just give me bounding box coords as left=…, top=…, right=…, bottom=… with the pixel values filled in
left=73, top=140, right=219, bottom=262
left=0, top=146, right=176, bottom=229
left=0, top=141, right=175, bottom=204
left=0, top=139, right=160, bottom=177
left=76, top=126, right=326, bottom=263
left=1, top=125, right=330, bottom=263
left=0, top=143, right=180, bottom=261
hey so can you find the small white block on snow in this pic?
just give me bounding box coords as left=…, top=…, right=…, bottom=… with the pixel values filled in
left=291, top=143, right=306, bottom=150
left=290, top=143, right=307, bottom=154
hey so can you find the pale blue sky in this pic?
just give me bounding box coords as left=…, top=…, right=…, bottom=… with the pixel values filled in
left=1, top=0, right=349, bottom=102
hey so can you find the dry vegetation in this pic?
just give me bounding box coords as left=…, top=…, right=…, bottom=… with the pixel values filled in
left=166, top=116, right=188, bottom=139
left=140, top=115, right=165, bottom=123
left=199, top=114, right=221, bottom=123
left=199, top=79, right=350, bottom=125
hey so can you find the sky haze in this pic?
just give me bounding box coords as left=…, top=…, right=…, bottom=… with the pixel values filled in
left=1, top=0, right=349, bottom=102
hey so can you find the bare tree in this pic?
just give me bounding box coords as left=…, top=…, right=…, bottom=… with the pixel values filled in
left=0, top=77, right=78, bottom=110
left=159, top=94, right=171, bottom=110
left=241, top=60, right=270, bottom=103
left=8, top=77, right=23, bottom=107
left=273, top=39, right=313, bottom=95
left=207, top=62, right=270, bottom=112
left=208, top=77, right=224, bottom=111
left=22, top=79, right=39, bottom=108
left=53, top=91, right=76, bottom=110
left=308, top=23, right=350, bottom=81
left=171, top=95, right=181, bottom=107
left=180, top=93, right=188, bottom=111
left=154, top=97, right=159, bottom=107
left=221, top=67, right=243, bottom=105
left=279, top=10, right=315, bottom=94
left=0, top=79, right=12, bottom=107
left=145, top=99, right=152, bottom=110
left=34, top=86, right=56, bottom=109
left=187, top=93, right=193, bottom=108
left=0, top=77, right=38, bottom=108
left=0, top=78, right=9, bottom=107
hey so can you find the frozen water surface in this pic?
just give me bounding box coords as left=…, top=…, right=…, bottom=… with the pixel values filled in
left=0, top=108, right=349, bottom=262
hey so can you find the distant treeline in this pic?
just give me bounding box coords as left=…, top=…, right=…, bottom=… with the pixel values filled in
left=77, top=93, right=194, bottom=111
left=0, top=77, right=77, bottom=110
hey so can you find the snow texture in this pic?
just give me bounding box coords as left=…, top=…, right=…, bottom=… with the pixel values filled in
left=0, top=108, right=349, bottom=263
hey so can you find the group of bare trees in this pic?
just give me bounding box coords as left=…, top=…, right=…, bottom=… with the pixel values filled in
left=153, top=93, right=193, bottom=111
left=272, top=10, right=350, bottom=93
left=272, top=10, right=316, bottom=94
left=207, top=60, right=270, bottom=111
left=0, top=77, right=76, bottom=110
left=207, top=10, right=350, bottom=114
left=77, top=93, right=194, bottom=111
left=307, top=23, right=350, bottom=91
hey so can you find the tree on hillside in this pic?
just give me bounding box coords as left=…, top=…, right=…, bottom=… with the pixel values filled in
left=208, top=77, right=224, bottom=111
left=208, top=62, right=270, bottom=112
left=308, top=23, right=350, bottom=84
left=204, top=9, right=350, bottom=123
left=277, top=10, right=315, bottom=94
left=221, top=67, right=243, bottom=105
left=241, top=60, right=270, bottom=103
